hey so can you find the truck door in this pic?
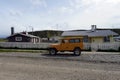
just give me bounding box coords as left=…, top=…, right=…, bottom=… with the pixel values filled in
left=60, top=39, right=69, bottom=51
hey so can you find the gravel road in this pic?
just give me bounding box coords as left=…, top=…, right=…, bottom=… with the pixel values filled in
left=0, top=54, right=120, bottom=80
left=0, top=52, right=120, bottom=63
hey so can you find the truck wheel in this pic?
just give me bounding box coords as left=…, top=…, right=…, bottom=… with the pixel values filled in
left=74, top=48, right=81, bottom=56
left=49, top=49, right=57, bottom=55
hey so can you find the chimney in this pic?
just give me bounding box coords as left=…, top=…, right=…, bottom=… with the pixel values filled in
left=11, top=27, right=14, bottom=35
left=91, top=25, right=97, bottom=32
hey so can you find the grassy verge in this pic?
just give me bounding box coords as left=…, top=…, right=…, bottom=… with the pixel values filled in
left=0, top=38, right=7, bottom=42
left=0, top=49, right=48, bottom=53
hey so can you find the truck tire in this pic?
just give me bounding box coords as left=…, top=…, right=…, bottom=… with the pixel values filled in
left=74, top=48, right=81, bottom=56
left=49, top=48, right=57, bottom=55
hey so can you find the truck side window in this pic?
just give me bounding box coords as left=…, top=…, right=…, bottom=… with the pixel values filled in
left=64, top=40, right=68, bottom=43
left=69, top=39, right=81, bottom=43
left=62, top=40, right=68, bottom=43
left=75, top=39, right=80, bottom=43
left=69, top=39, right=75, bottom=43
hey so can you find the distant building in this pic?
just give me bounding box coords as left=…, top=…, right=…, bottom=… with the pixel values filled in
left=7, top=32, right=40, bottom=43
left=28, top=30, right=63, bottom=42
left=114, top=36, right=120, bottom=42
left=28, top=30, right=63, bottom=38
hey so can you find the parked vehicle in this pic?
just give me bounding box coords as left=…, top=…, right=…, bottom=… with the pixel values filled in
left=114, top=36, right=120, bottom=42
left=49, top=38, right=83, bottom=56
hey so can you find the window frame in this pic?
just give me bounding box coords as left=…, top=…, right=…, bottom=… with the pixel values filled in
left=15, top=37, right=22, bottom=41
left=103, top=36, right=110, bottom=42
left=69, top=38, right=81, bottom=43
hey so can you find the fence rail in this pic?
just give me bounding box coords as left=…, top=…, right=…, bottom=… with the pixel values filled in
left=0, top=42, right=120, bottom=51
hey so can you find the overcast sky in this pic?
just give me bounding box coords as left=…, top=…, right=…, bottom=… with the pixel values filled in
left=0, top=0, right=120, bottom=37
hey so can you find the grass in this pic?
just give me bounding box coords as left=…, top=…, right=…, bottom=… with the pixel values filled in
left=0, top=39, right=7, bottom=42
left=0, top=49, right=48, bottom=53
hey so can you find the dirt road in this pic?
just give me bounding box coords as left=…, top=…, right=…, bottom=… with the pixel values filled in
left=0, top=56, right=120, bottom=80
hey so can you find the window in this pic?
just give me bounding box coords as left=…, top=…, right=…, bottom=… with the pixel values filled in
left=69, top=39, right=80, bottom=43
left=75, top=39, right=80, bottom=43
left=69, top=39, right=75, bottom=43
left=83, top=36, right=89, bottom=42
left=103, top=36, right=110, bottom=42
left=64, top=40, right=68, bottom=43
left=62, top=40, right=68, bottom=43
left=15, top=37, right=22, bottom=41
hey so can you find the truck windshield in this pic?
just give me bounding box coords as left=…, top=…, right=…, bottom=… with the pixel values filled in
left=59, top=39, right=68, bottom=43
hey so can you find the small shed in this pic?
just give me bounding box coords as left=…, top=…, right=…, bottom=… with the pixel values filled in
left=7, top=33, right=40, bottom=43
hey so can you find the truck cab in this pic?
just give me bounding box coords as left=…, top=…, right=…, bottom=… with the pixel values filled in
left=49, top=38, right=83, bottom=56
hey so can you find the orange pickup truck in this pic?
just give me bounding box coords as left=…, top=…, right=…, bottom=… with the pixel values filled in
left=49, top=38, right=83, bottom=56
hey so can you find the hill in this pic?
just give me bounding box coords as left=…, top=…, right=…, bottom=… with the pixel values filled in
left=97, top=28, right=120, bottom=35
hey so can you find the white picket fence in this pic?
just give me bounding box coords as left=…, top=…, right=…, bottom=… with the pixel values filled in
left=0, top=42, right=51, bottom=49
left=84, top=42, right=120, bottom=51
left=0, top=42, right=120, bottom=51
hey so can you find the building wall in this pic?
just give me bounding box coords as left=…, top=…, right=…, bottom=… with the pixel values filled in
left=91, top=36, right=115, bottom=43
left=8, top=34, right=31, bottom=42
left=31, top=38, right=40, bottom=43
left=62, top=36, right=115, bottom=43
left=110, top=36, right=114, bottom=42
left=91, top=37, right=103, bottom=43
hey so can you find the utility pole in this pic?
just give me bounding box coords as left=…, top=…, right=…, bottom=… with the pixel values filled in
left=29, top=26, right=34, bottom=35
